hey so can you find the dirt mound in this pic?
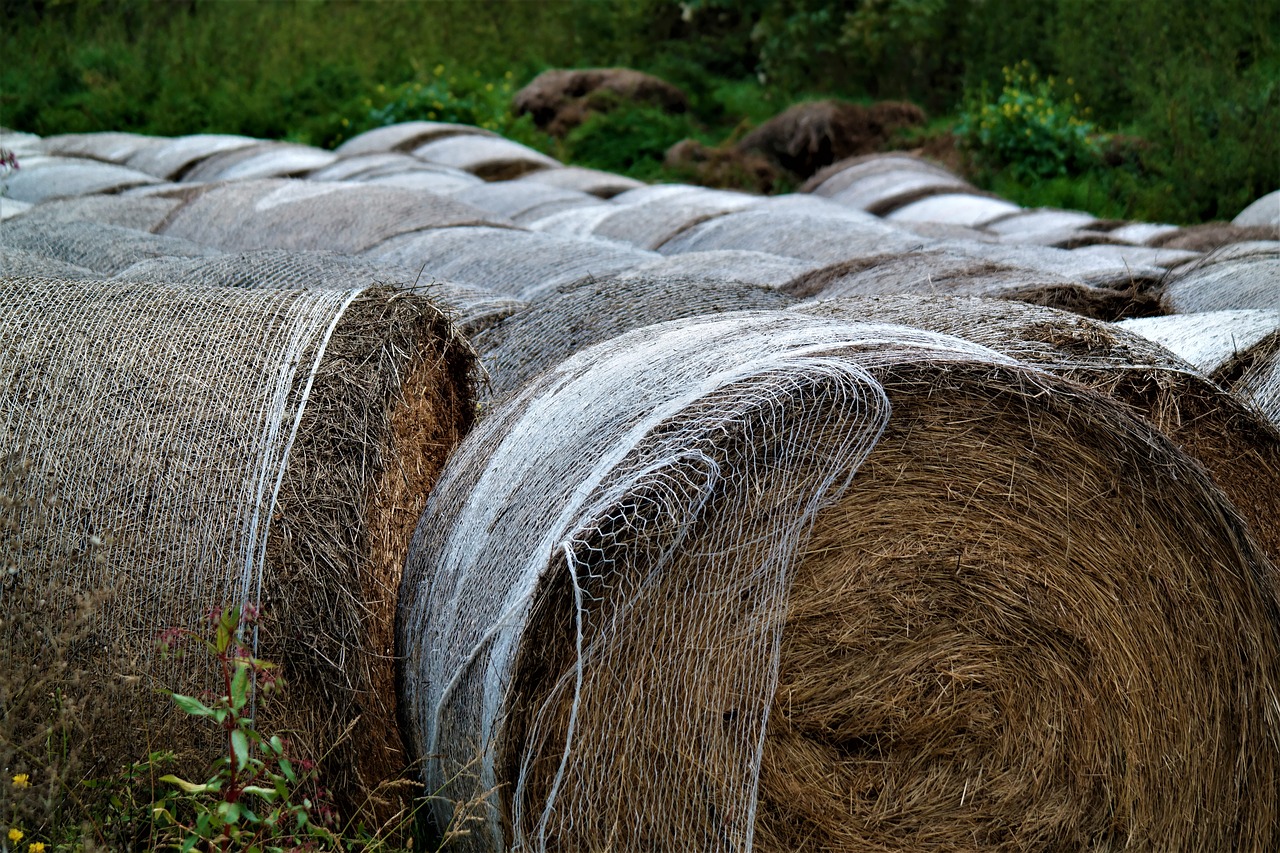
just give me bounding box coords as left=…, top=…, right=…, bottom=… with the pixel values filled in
left=737, top=99, right=926, bottom=179
left=513, top=68, right=688, bottom=137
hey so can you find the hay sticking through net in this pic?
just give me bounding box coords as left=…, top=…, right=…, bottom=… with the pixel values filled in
left=399, top=309, right=1280, bottom=850
left=0, top=278, right=476, bottom=817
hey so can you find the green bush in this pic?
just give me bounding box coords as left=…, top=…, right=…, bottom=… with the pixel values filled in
left=560, top=99, right=702, bottom=181
left=956, top=60, right=1105, bottom=182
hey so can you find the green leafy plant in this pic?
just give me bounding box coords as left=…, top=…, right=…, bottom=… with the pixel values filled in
left=956, top=60, right=1106, bottom=182
left=150, top=604, right=340, bottom=853
left=561, top=98, right=701, bottom=180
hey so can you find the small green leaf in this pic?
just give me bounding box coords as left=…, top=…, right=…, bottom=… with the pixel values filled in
left=159, top=773, right=212, bottom=794
left=171, top=692, right=216, bottom=718
left=242, top=784, right=279, bottom=801
left=231, top=727, right=250, bottom=770
left=268, top=734, right=284, bottom=755
left=279, top=757, right=296, bottom=783
left=218, top=800, right=242, bottom=823
left=181, top=834, right=200, bottom=853
left=230, top=662, right=250, bottom=710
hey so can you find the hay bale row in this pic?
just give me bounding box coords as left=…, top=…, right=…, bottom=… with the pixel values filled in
left=399, top=311, right=1280, bottom=851
left=0, top=217, right=217, bottom=275
left=0, top=277, right=476, bottom=819
left=1159, top=245, right=1280, bottom=312
left=1, top=155, right=161, bottom=203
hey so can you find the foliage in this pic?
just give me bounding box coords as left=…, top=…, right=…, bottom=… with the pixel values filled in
left=956, top=61, right=1104, bottom=182
left=560, top=99, right=702, bottom=181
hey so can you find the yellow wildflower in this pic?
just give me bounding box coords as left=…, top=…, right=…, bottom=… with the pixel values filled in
left=9, top=828, right=24, bottom=844
left=1067, top=77, right=1074, bottom=86
left=485, top=82, right=494, bottom=92
left=30, top=843, right=47, bottom=853
left=434, top=64, right=445, bottom=76
left=12, top=773, right=29, bottom=788
left=504, top=70, right=514, bottom=80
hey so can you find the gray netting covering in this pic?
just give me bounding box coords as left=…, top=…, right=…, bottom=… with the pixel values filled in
left=1120, top=310, right=1280, bottom=430
left=471, top=275, right=797, bottom=405
left=758, top=192, right=884, bottom=223
left=1236, top=190, right=1280, bottom=228
left=181, top=142, right=338, bottom=183
left=986, top=207, right=1097, bottom=238
left=797, top=294, right=1280, bottom=563
left=621, top=250, right=821, bottom=288
left=819, top=169, right=976, bottom=215
left=360, top=169, right=486, bottom=194
left=398, top=310, right=1280, bottom=851
left=784, top=248, right=1158, bottom=320
left=156, top=179, right=510, bottom=253
left=0, top=277, right=475, bottom=817
left=1161, top=251, right=1280, bottom=312
left=658, top=208, right=923, bottom=261
left=930, top=238, right=1165, bottom=292
left=513, top=166, right=645, bottom=198
left=522, top=202, right=618, bottom=235
left=1109, top=221, right=1182, bottom=245
left=125, top=133, right=259, bottom=180
left=306, top=152, right=434, bottom=182
left=42, top=131, right=165, bottom=164
left=335, top=121, right=499, bottom=157
left=1070, top=243, right=1202, bottom=270
left=884, top=193, right=1022, bottom=228
left=1, top=156, right=161, bottom=203
left=364, top=226, right=657, bottom=299
left=576, top=186, right=761, bottom=250
left=0, top=248, right=99, bottom=279
left=412, top=136, right=561, bottom=181
left=803, top=152, right=960, bottom=197
left=0, top=128, right=45, bottom=159
left=0, top=217, right=218, bottom=274
left=1, top=199, right=32, bottom=221
left=449, top=182, right=599, bottom=222
left=112, top=248, right=527, bottom=337
left=12, top=194, right=183, bottom=232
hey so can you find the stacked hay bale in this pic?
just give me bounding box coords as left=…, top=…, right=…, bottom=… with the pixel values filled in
left=399, top=312, right=1280, bottom=851
left=0, top=278, right=476, bottom=819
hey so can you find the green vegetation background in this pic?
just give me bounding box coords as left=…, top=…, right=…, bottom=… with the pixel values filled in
left=3, top=0, right=1277, bottom=224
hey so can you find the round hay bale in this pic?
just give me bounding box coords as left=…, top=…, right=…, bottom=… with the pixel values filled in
left=156, top=179, right=510, bottom=253
left=986, top=207, right=1098, bottom=237
left=0, top=248, right=99, bottom=279
left=334, top=121, right=499, bottom=157
left=1, top=156, right=161, bottom=203
left=801, top=151, right=961, bottom=196
left=1120, top=310, right=1280, bottom=431
left=411, top=136, right=560, bottom=182
left=42, top=131, right=165, bottom=164
left=574, top=185, right=760, bottom=250
left=1069, top=242, right=1202, bottom=270
left=112, top=248, right=527, bottom=338
left=622, top=250, right=822, bottom=289
left=0, top=197, right=33, bottom=220
left=737, top=99, right=926, bottom=178
left=798, top=294, right=1280, bottom=564
left=0, top=277, right=476, bottom=820
left=450, top=181, right=599, bottom=222
left=1160, top=248, right=1280, bottom=312
left=124, top=133, right=259, bottom=180
left=471, top=275, right=797, bottom=405
left=521, top=200, right=617, bottom=235
left=886, top=193, right=1023, bottom=229
left=0, top=218, right=217, bottom=274
left=398, top=311, right=1280, bottom=851
left=0, top=127, right=45, bottom=158
left=657, top=208, right=920, bottom=261
left=363, top=226, right=657, bottom=299
left=511, top=165, right=645, bottom=199
left=180, top=142, right=338, bottom=183
left=822, top=169, right=979, bottom=216
left=12, top=194, right=182, bottom=232
left=513, top=68, right=688, bottom=135
left=1235, top=189, right=1280, bottom=228
left=1151, top=221, right=1280, bottom=252
left=361, top=167, right=486, bottom=194
left=306, top=151, right=439, bottom=182
left=1105, top=221, right=1182, bottom=245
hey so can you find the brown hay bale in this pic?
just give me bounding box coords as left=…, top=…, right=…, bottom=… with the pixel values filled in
left=0, top=278, right=476, bottom=821
left=664, top=138, right=782, bottom=194
left=737, top=99, right=926, bottom=179
left=156, top=179, right=511, bottom=253
left=513, top=68, right=688, bottom=135
left=124, top=133, right=259, bottom=180
left=0, top=217, right=217, bottom=274
left=398, top=312, right=1280, bottom=851
left=1151, top=221, right=1280, bottom=251
left=798, top=294, right=1280, bottom=565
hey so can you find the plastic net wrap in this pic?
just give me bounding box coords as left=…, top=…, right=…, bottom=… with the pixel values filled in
left=0, top=277, right=475, bottom=815
left=180, top=141, right=337, bottom=183
left=400, top=310, right=1280, bottom=851
left=13, top=193, right=183, bottom=232
left=0, top=247, right=99, bottom=279
left=0, top=217, right=218, bottom=274
left=124, top=133, right=259, bottom=180
left=1, top=156, right=161, bottom=203
left=1160, top=249, right=1280, bottom=312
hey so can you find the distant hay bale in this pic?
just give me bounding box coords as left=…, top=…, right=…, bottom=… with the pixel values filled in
left=113, top=249, right=526, bottom=337
left=885, top=192, right=1022, bottom=229
left=1, top=156, right=161, bottom=203
left=411, top=136, right=561, bottom=182
left=512, top=165, right=645, bottom=199
left=819, top=168, right=979, bottom=215
left=42, top=131, right=165, bottom=164
left=0, top=248, right=98, bottom=279
left=737, top=99, right=926, bottom=178
left=1160, top=246, right=1280, bottom=312
left=471, top=275, right=796, bottom=404
left=12, top=194, right=182, bottom=232
left=450, top=181, right=600, bottom=223
left=798, top=294, right=1280, bottom=563
left=334, top=121, right=500, bottom=157
left=364, top=226, right=657, bottom=299
left=1121, top=310, right=1280, bottom=431
left=398, top=311, right=1280, bottom=851
left=124, top=133, right=259, bottom=180
left=1151, top=221, right=1280, bottom=252
left=1069, top=242, right=1202, bottom=270
left=0, top=278, right=476, bottom=818
left=156, top=179, right=510, bottom=253
left=621, top=250, right=821, bottom=289
left=1235, top=190, right=1280, bottom=228
left=360, top=167, right=486, bottom=194
left=657, top=207, right=919, bottom=261
left=513, top=68, right=688, bottom=136
left=306, top=151, right=444, bottom=182
left=559, top=184, right=760, bottom=250
left=0, top=218, right=217, bottom=274
left=801, top=151, right=962, bottom=196
left=180, top=142, right=338, bottom=183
